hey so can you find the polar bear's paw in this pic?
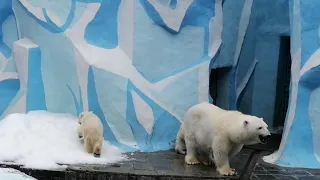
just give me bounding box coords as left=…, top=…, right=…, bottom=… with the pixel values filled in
left=93, top=152, right=101, bottom=158
left=217, top=167, right=237, bottom=176
left=175, top=147, right=186, bottom=155
left=202, top=160, right=214, bottom=166
left=185, top=155, right=200, bottom=165
left=176, top=149, right=186, bottom=155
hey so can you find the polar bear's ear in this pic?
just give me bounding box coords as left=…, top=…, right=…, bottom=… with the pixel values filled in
left=244, top=120, right=249, bottom=126
left=79, top=112, right=86, bottom=120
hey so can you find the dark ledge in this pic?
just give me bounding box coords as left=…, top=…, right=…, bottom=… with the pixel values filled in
left=0, top=148, right=255, bottom=180
left=0, top=163, right=66, bottom=180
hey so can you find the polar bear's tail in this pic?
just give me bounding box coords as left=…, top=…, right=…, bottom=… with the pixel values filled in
left=175, top=124, right=186, bottom=154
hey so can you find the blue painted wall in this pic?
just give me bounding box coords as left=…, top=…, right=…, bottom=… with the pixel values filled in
left=212, top=0, right=290, bottom=128
left=1, top=0, right=320, bottom=169
left=239, top=0, right=290, bottom=127
left=0, top=0, right=218, bottom=152
left=211, top=0, right=320, bottom=168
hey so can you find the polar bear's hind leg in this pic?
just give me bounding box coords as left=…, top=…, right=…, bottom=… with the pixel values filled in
left=93, top=140, right=102, bottom=158
left=213, top=139, right=237, bottom=176
left=184, top=137, right=200, bottom=165
left=84, top=138, right=93, bottom=153
left=175, top=125, right=186, bottom=154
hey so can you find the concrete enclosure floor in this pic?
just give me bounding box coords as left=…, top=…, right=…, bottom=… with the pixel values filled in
left=2, top=147, right=320, bottom=180
left=1, top=134, right=319, bottom=180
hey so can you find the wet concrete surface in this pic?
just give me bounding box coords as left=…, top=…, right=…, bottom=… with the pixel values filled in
left=2, top=145, right=320, bottom=180
left=249, top=152, right=320, bottom=180
left=67, top=148, right=254, bottom=180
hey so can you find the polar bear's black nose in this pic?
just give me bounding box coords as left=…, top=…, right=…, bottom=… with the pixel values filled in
left=259, top=135, right=271, bottom=144
left=266, top=135, right=271, bottom=140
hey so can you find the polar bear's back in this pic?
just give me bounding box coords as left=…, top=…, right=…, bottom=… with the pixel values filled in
left=185, top=102, right=231, bottom=125
left=82, top=113, right=103, bottom=136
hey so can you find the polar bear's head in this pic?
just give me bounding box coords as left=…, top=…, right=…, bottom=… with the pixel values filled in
left=233, top=115, right=271, bottom=145
left=78, top=111, right=94, bottom=124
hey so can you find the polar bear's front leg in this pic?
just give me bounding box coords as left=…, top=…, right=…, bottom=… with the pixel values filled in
left=213, top=138, right=237, bottom=176
left=197, top=148, right=214, bottom=166
left=214, top=150, right=236, bottom=176
left=184, top=137, right=200, bottom=165
left=78, top=126, right=83, bottom=139
left=200, top=155, right=214, bottom=166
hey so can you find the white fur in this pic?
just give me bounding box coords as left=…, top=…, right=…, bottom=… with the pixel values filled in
left=175, top=102, right=270, bottom=176
left=78, top=111, right=104, bottom=157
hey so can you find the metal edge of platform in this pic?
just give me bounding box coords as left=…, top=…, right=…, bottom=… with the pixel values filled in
left=0, top=164, right=66, bottom=180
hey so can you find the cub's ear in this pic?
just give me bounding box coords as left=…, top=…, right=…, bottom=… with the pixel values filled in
left=244, top=120, right=249, bottom=126
left=79, top=112, right=84, bottom=119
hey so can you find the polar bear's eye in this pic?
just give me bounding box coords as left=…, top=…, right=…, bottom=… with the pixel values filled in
left=258, top=127, right=262, bottom=130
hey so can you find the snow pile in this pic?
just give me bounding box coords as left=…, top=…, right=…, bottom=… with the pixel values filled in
left=0, top=111, right=127, bottom=170
left=0, top=168, right=37, bottom=179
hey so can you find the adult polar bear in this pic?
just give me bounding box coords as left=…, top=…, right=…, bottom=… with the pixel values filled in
left=175, top=102, right=271, bottom=176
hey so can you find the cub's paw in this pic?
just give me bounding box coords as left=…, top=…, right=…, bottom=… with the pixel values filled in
left=217, top=167, right=237, bottom=176
left=93, top=153, right=101, bottom=158
left=185, top=155, right=200, bottom=165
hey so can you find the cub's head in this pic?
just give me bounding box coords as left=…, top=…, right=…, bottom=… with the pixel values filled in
left=78, top=111, right=94, bottom=124
left=237, top=115, right=271, bottom=145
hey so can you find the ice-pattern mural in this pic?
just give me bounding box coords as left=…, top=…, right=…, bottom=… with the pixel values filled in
left=0, top=0, right=222, bottom=152
left=263, top=0, right=320, bottom=168
left=208, top=0, right=320, bottom=169
left=2, top=0, right=320, bottom=169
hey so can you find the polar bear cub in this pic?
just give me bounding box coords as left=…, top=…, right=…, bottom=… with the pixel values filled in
left=175, top=102, right=271, bottom=176
left=78, top=111, right=104, bottom=157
